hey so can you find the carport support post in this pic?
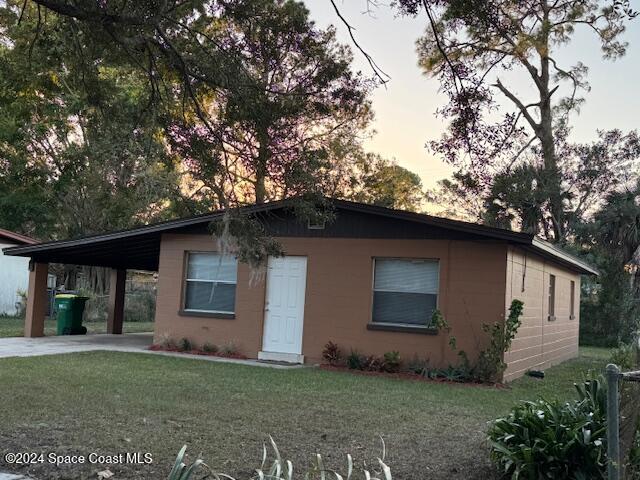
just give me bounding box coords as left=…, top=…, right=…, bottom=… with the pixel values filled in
left=107, top=269, right=126, bottom=334
left=24, top=261, right=48, bottom=337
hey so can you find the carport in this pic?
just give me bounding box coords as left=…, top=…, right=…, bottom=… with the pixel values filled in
left=2, top=225, right=165, bottom=337
left=1, top=201, right=288, bottom=338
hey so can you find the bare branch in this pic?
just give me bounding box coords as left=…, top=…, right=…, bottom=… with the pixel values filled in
left=493, top=78, right=540, bottom=132
left=329, top=0, right=390, bottom=85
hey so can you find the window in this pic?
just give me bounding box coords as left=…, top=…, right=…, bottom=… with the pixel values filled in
left=570, top=280, right=576, bottom=319
left=548, top=274, right=556, bottom=319
left=184, top=253, right=237, bottom=314
left=372, top=258, right=439, bottom=326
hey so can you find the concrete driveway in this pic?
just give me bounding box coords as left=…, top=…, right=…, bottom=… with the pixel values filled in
left=0, top=333, right=303, bottom=369
left=0, top=333, right=153, bottom=359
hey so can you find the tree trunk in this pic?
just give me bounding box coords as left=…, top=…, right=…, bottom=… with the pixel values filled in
left=537, top=13, right=564, bottom=243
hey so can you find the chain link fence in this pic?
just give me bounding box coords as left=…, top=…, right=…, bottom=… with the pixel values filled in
left=607, top=336, right=640, bottom=480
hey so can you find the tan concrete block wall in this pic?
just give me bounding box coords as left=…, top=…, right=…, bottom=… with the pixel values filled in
left=154, top=234, right=509, bottom=366
left=503, top=247, right=581, bottom=382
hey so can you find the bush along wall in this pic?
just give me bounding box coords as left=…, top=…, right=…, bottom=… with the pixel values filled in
left=322, top=300, right=524, bottom=384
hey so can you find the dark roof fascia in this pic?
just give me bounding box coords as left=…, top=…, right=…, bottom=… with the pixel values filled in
left=331, top=200, right=535, bottom=244
left=1, top=199, right=295, bottom=257
left=2, top=197, right=597, bottom=275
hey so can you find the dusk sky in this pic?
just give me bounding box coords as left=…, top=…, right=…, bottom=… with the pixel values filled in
left=305, top=1, right=640, bottom=188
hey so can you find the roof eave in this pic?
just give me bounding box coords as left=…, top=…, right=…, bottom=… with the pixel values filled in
left=530, top=238, right=599, bottom=276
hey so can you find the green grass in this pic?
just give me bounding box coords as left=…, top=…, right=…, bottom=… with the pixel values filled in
left=0, top=347, right=612, bottom=480
left=0, top=316, right=154, bottom=337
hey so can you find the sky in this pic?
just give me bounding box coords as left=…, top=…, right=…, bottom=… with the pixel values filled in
left=304, top=1, right=640, bottom=188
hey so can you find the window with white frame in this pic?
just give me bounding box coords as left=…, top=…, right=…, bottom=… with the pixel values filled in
left=184, top=253, right=237, bottom=314
left=372, top=258, right=439, bottom=326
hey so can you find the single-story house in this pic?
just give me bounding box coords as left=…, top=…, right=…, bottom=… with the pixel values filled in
left=0, top=228, right=37, bottom=316
left=3, top=199, right=597, bottom=381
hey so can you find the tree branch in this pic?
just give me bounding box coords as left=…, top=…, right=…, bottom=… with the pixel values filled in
left=493, top=78, right=540, bottom=132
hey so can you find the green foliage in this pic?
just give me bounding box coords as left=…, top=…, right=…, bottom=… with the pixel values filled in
left=341, top=348, right=402, bottom=373
left=382, top=351, right=402, bottom=373
left=431, top=309, right=460, bottom=351
left=168, top=445, right=206, bottom=480
left=322, top=341, right=342, bottom=366
left=579, top=257, right=640, bottom=347
left=346, top=154, right=426, bottom=211
left=214, top=213, right=284, bottom=273
left=431, top=308, right=448, bottom=331
left=219, top=341, right=240, bottom=357
left=202, top=343, right=219, bottom=354
left=346, top=350, right=364, bottom=370
left=609, top=343, right=637, bottom=371
left=178, top=338, right=194, bottom=352
left=427, top=303, right=522, bottom=383
left=414, top=352, right=473, bottom=383
left=158, top=335, right=178, bottom=351
left=169, top=437, right=392, bottom=480
left=475, top=299, right=524, bottom=383
left=0, top=5, right=182, bottom=241
left=362, top=355, right=383, bottom=372
left=488, top=377, right=608, bottom=479
left=167, top=445, right=206, bottom=480
left=407, top=355, right=430, bottom=375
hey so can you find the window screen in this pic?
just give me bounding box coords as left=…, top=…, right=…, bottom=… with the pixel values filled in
left=372, top=258, right=439, bottom=325
left=184, top=253, right=237, bottom=313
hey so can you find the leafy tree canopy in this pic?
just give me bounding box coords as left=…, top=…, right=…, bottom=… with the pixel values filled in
left=397, top=0, right=639, bottom=242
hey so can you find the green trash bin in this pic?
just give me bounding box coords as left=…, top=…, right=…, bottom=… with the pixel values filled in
left=55, top=294, right=89, bottom=335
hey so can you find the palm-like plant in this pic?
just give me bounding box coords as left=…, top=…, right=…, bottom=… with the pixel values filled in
left=167, top=437, right=392, bottom=480
left=595, top=184, right=640, bottom=264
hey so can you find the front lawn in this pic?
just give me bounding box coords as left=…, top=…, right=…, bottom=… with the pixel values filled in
left=0, top=348, right=610, bottom=480
left=0, top=316, right=154, bottom=338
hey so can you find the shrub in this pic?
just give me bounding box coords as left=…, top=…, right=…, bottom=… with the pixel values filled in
left=382, top=351, right=401, bottom=373
left=488, top=377, right=607, bottom=479
left=346, top=350, right=364, bottom=370
left=124, top=289, right=156, bottom=322
left=475, top=299, right=524, bottom=383
left=609, top=343, right=637, bottom=370
left=220, top=341, right=239, bottom=356
left=158, top=334, right=177, bottom=350
left=322, top=341, right=342, bottom=366
left=362, top=355, right=382, bottom=372
left=202, top=342, right=218, bottom=354
left=406, top=355, right=430, bottom=375
left=178, top=338, right=194, bottom=352
left=169, top=437, right=392, bottom=480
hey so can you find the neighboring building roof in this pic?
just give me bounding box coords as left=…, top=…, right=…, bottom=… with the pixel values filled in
left=1, top=198, right=598, bottom=275
left=0, top=228, right=37, bottom=246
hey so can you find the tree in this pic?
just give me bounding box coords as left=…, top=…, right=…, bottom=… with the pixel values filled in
left=0, top=5, right=184, bottom=287
left=577, top=184, right=640, bottom=345
left=165, top=0, right=372, bottom=207
left=396, top=0, right=638, bottom=241
left=14, top=1, right=371, bottom=206
left=6, top=1, right=375, bottom=268
left=344, top=154, right=425, bottom=211
left=0, top=6, right=181, bottom=239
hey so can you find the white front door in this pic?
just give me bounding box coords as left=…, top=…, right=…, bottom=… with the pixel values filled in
left=260, top=256, right=307, bottom=362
